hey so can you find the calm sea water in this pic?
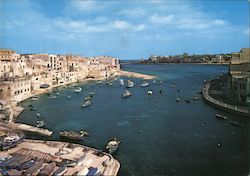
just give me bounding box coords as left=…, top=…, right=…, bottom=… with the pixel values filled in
left=17, top=64, right=250, bottom=176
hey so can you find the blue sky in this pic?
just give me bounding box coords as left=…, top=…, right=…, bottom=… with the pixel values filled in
left=0, top=0, right=249, bottom=60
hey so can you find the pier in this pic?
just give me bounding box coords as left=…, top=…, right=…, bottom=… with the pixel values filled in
left=202, top=82, right=250, bottom=117
left=9, top=122, right=53, bottom=136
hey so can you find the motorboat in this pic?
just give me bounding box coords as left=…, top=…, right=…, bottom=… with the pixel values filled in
left=59, top=130, right=87, bottom=140
left=122, top=90, right=132, bottom=98
left=216, top=114, right=227, bottom=120
left=74, top=87, right=82, bottom=93
left=147, top=90, right=153, bottom=95
left=31, top=96, right=39, bottom=101
left=81, top=100, right=91, bottom=108
left=30, top=107, right=38, bottom=111
left=119, top=79, right=124, bottom=86
left=89, top=92, right=95, bottom=96
left=106, top=138, right=121, bottom=154
left=193, top=97, right=200, bottom=100
left=126, top=80, right=135, bottom=88
left=141, top=81, right=149, bottom=87
left=84, top=96, right=92, bottom=101
left=36, top=113, right=41, bottom=117
left=176, top=98, right=180, bottom=102
left=49, top=96, right=57, bottom=99
left=37, top=121, right=46, bottom=128
left=171, top=84, right=176, bottom=88
left=159, top=89, right=164, bottom=93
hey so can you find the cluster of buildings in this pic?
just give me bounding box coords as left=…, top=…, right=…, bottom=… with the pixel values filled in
left=143, top=53, right=231, bottom=64
left=230, top=48, right=250, bottom=104
left=0, top=49, right=120, bottom=103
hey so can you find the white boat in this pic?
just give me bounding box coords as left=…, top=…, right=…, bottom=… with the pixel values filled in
left=122, top=90, right=132, bottom=98
left=119, top=79, right=124, bottom=86
left=106, top=138, right=121, bottom=154
left=147, top=90, right=153, bottom=95
left=176, top=98, right=181, bottom=102
left=49, top=96, right=57, bottom=99
left=126, top=80, right=135, bottom=88
left=81, top=100, right=91, bottom=108
left=36, top=113, right=41, bottom=117
left=216, top=114, right=227, bottom=120
left=37, top=121, right=46, bottom=128
left=31, top=96, right=39, bottom=101
left=74, top=87, right=82, bottom=93
left=141, top=81, right=149, bottom=87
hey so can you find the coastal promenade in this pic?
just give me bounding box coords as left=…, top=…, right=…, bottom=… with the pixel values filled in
left=202, top=81, right=250, bottom=117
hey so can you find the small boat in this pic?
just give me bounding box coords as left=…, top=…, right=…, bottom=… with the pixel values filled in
left=56, top=92, right=60, bottom=95
left=126, top=80, right=135, bottom=88
left=36, top=113, right=41, bottom=117
left=84, top=96, right=92, bottom=101
left=171, top=84, right=176, bottom=88
left=229, top=121, right=244, bottom=127
left=193, top=97, right=200, bottom=100
left=67, top=95, right=71, bottom=99
left=106, top=138, right=121, bottom=154
left=31, top=96, right=39, bottom=101
left=119, top=79, right=124, bottom=86
left=159, top=89, right=164, bottom=93
left=59, top=131, right=85, bottom=140
left=30, top=107, right=38, bottom=111
left=81, top=100, right=91, bottom=108
left=52, top=166, right=67, bottom=176
left=141, top=81, right=149, bottom=87
left=147, top=90, right=153, bottom=95
left=36, top=121, right=45, bottom=128
left=185, top=99, right=191, bottom=103
left=216, top=114, right=227, bottom=120
left=176, top=98, right=180, bottom=102
left=79, top=130, right=90, bottom=137
left=3, top=133, right=24, bottom=143
left=89, top=92, right=95, bottom=96
left=203, top=79, right=207, bottom=83
left=122, top=90, right=132, bottom=98
left=49, top=96, right=57, bottom=99
left=74, top=87, right=82, bottom=93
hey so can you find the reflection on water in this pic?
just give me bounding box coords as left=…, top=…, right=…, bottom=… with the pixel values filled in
left=18, top=64, right=249, bottom=176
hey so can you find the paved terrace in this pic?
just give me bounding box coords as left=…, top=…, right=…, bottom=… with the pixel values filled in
left=203, top=82, right=250, bottom=117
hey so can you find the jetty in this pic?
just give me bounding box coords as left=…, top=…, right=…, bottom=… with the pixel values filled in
left=9, top=123, right=53, bottom=136
left=202, top=82, right=250, bottom=117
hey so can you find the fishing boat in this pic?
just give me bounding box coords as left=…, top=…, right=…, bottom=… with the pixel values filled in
left=31, top=96, right=39, bottom=101
left=36, top=121, right=46, bottom=128
left=106, top=138, right=121, bottom=154
left=216, top=114, right=227, bottom=120
left=59, top=130, right=87, bottom=140
left=126, top=80, right=135, bottom=88
left=81, top=100, right=91, bottom=108
left=141, top=81, right=149, bottom=87
left=74, top=87, right=82, bottom=93
left=122, top=90, right=132, bottom=98
left=119, top=79, right=124, bottom=86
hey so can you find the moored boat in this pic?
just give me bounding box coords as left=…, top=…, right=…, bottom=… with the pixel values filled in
left=36, top=121, right=46, bottom=128
left=81, top=100, right=91, bottom=108
left=52, top=166, right=67, bottom=176
left=147, top=90, right=153, bottom=95
left=216, top=113, right=227, bottom=120
left=31, top=96, right=39, bottom=101
left=59, top=130, right=86, bottom=140
left=105, top=138, right=121, bottom=154
left=126, top=80, right=135, bottom=88
left=176, top=98, right=180, bottom=102
left=119, top=79, right=124, bottom=86
left=141, top=81, right=149, bottom=87
left=74, top=87, right=82, bottom=93
left=122, top=90, right=132, bottom=98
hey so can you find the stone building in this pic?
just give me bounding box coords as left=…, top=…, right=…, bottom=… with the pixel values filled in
left=230, top=48, right=250, bottom=104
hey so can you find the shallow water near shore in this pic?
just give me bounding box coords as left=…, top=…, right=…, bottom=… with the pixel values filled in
left=17, top=64, right=250, bottom=176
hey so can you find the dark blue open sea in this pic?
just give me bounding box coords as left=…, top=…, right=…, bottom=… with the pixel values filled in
left=17, top=64, right=250, bottom=176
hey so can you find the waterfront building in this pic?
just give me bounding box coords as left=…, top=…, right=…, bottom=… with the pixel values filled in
left=0, top=49, right=15, bottom=61
left=230, top=48, right=250, bottom=103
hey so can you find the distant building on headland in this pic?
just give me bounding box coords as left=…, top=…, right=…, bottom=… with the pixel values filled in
left=230, top=48, right=250, bottom=103
left=143, top=52, right=231, bottom=64
left=0, top=49, right=120, bottom=103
